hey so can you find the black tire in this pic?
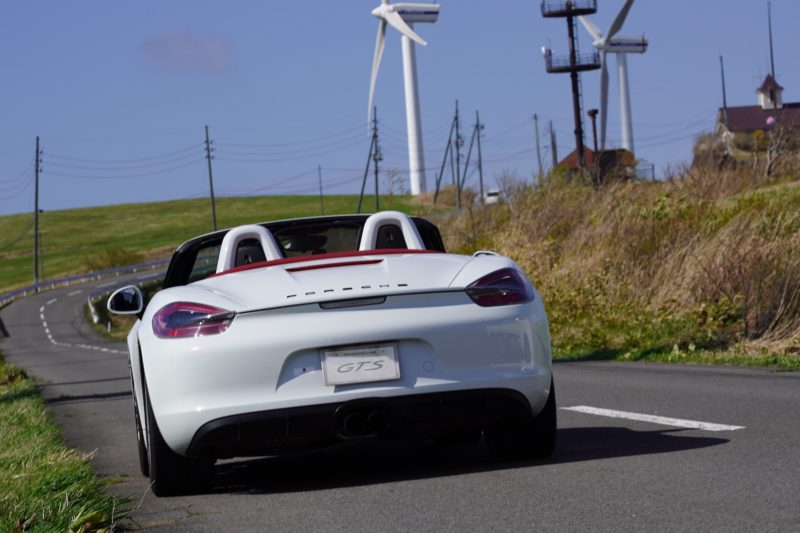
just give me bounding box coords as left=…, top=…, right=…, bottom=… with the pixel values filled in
left=485, top=378, right=557, bottom=461
left=132, top=392, right=150, bottom=477
left=143, top=375, right=213, bottom=496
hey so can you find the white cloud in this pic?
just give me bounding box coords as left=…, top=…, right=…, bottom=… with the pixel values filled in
left=141, top=29, right=234, bottom=74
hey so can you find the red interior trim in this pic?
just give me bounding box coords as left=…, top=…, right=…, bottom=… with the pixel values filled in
left=209, top=248, right=441, bottom=278
left=285, top=259, right=383, bottom=273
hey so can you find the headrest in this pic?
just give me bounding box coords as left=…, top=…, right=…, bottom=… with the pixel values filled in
left=216, top=225, right=283, bottom=273
left=358, top=211, right=425, bottom=251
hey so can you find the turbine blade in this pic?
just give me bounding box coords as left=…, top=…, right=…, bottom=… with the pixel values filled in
left=368, top=20, right=387, bottom=123
left=599, top=52, right=609, bottom=151
left=578, top=15, right=603, bottom=41
left=384, top=10, right=427, bottom=45
left=607, top=0, right=635, bottom=40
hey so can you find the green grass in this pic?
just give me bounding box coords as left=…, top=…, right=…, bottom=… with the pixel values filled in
left=0, top=194, right=420, bottom=294
left=0, top=352, right=123, bottom=532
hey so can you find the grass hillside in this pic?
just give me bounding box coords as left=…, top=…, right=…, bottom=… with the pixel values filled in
left=439, top=166, right=800, bottom=368
left=0, top=194, right=418, bottom=293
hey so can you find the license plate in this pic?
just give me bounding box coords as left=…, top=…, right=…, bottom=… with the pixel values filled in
left=322, top=344, right=400, bottom=386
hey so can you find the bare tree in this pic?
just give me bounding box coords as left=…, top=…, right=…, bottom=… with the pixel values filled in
left=764, top=114, right=800, bottom=178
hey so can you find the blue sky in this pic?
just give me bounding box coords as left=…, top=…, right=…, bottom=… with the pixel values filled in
left=1, top=0, right=797, bottom=215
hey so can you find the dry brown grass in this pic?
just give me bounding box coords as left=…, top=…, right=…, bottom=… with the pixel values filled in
left=430, top=163, right=800, bottom=362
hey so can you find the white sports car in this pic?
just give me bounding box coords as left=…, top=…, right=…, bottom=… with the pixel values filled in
left=108, top=211, right=555, bottom=496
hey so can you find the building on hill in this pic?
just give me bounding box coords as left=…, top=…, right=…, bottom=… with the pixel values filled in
left=555, top=147, right=638, bottom=181
left=716, top=74, right=800, bottom=152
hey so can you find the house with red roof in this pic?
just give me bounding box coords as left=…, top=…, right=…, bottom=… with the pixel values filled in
left=716, top=74, right=800, bottom=151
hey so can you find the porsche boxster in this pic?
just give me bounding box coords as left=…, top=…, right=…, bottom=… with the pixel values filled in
left=107, top=210, right=555, bottom=495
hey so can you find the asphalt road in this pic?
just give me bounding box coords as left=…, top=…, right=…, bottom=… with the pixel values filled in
left=1, top=277, right=799, bottom=532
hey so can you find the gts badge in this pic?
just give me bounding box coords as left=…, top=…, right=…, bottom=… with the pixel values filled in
left=336, top=360, right=385, bottom=373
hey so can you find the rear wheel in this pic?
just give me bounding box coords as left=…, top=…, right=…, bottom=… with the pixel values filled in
left=485, top=378, right=557, bottom=460
left=132, top=391, right=149, bottom=477
left=143, top=375, right=212, bottom=496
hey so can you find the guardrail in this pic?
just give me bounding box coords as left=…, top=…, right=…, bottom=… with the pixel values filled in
left=0, top=257, right=171, bottom=309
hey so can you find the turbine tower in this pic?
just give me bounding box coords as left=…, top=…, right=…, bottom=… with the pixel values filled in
left=368, top=1, right=440, bottom=196
left=579, top=0, right=647, bottom=154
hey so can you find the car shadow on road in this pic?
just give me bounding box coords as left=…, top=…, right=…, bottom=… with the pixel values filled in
left=209, top=426, right=728, bottom=495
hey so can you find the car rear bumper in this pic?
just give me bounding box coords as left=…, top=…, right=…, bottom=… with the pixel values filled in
left=185, top=388, right=532, bottom=458
left=141, top=292, right=553, bottom=454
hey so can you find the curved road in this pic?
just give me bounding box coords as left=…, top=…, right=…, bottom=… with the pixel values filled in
left=1, top=277, right=799, bottom=531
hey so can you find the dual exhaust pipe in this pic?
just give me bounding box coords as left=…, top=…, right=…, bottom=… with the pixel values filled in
left=337, top=406, right=391, bottom=438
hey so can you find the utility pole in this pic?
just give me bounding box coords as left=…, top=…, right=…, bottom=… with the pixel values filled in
left=449, top=135, right=457, bottom=197
left=587, top=109, right=599, bottom=154
left=454, top=100, right=463, bottom=208
left=567, top=16, right=586, bottom=167
left=541, top=2, right=599, bottom=170
left=719, top=55, right=729, bottom=129
left=33, top=136, right=41, bottom=291
left=768, top=1, right=776, bottom=80
left=587, top=109, right=600, bottom=185
left=549, top=121, right=558, bottom=170
left=462, top=120, right=477, bottom=193
left=204, top=125, right=218, bottom=231
left=359, top=107, right=382, bottom=213
left=534, top=113, right=543, bottom=182
left=433, top=111, right=457, bottom=204
left=317, top=164, right=324, bottom=215
left=462, top=110, right=486, bottom=203
left=476, top=111, right=485, bottom=203
left=357, top=134, right=374, bottom=214
left=372, top=108, right=382, bottom=212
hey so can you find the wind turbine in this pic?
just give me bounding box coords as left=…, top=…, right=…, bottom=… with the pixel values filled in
left=368, top=1, right=440, bottom=196
left=579, top=0, right=647, bottom=154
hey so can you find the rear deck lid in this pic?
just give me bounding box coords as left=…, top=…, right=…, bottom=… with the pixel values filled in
left=194, top=251, right=475, bottom=312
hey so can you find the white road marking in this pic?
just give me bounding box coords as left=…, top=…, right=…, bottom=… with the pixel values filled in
left=561, top=405, right=745, bottom=432
left=67, top=290, right=82, bottom=296
left=37, top=297, right=125, bottom=355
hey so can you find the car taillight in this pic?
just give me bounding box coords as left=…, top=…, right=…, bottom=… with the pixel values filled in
left=465, top=268, right=534, bottom=307
left=152, top=302, right=234, bottom=338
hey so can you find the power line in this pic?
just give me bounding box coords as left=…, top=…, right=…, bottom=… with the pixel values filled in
left=229, top=168, right=318, bottom=195
left=214, top=137, right=367, bottom=164
left=0, top=169, right=35, bottom=192
left=0, top=156, right=36, bottom=184
left=43, top=158, right=205, bottom=180
left=43, top=143, right=204, bottom=164
left=214, top=131, right=365, bottom=157
left=637, top=131, right=707, bottom=150
left=0, top=174, right=35, bottom=200
left=218, top=173, right=362, bottom=197
left=215, top=123, right=366, bottom=149
left=42, top=150, right=203, bottom=171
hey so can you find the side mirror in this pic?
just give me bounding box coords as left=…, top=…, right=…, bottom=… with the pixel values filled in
left=107, top=286, right=144, bottom=315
